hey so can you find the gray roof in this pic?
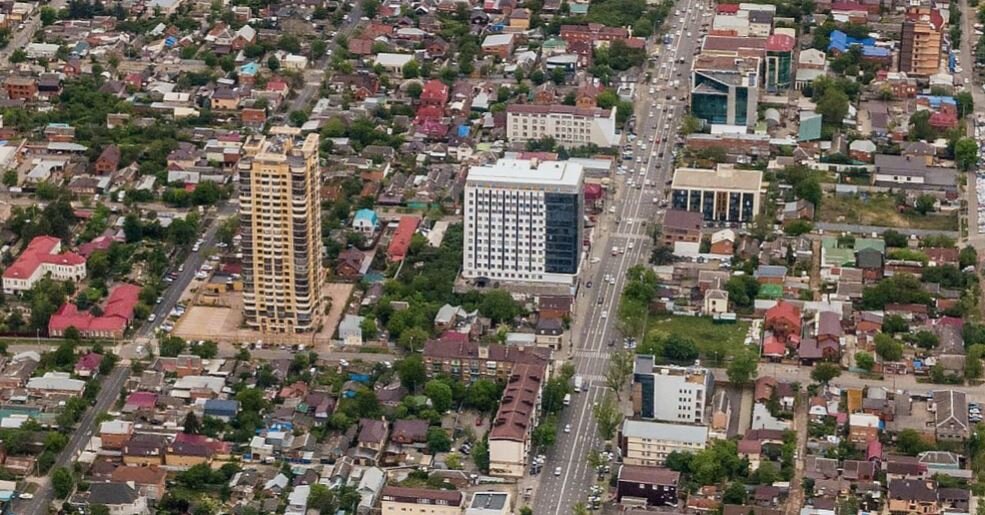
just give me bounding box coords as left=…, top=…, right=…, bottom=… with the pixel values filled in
left=470, top=492, right=510, bottom=510
left=89, top=483, right=139, bottom=505
left=620, top=419, right=709, bottom=445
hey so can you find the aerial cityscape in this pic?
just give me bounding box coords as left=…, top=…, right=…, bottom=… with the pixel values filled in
left=0, top=0, right=982, bottom=513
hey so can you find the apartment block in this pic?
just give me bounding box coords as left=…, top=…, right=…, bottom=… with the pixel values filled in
left=632, top=357, right=713, bottom=424
left=238, top=128, right=323, bottom=333
left=690, top=54, right=761, bottom=127
left=464, top=159, right=583, bottom=285
left=489, top=364, right=545, bottom=477
left=506, top=104, right=618, bottom=148
left=422, top=338, right=551, bottom=383
left=899, top=6, right=944, bottom=77
left=670, top=165, right=763, bottom=222
left=619, top=419, right=709, bottom=466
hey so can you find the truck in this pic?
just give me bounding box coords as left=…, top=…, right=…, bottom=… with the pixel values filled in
left=563, top=393, right=572, bottom=406
left=574, top=375, right=584, bottom=393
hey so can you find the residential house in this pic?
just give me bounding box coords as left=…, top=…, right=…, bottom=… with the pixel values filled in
left=85, top=483, right=148, bottom=515
left=934, top=390, right=969, bottom=440
left=95, top=144, right=121, bottom=175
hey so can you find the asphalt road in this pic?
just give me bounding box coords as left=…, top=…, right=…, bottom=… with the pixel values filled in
left=15, top=367, right=130, bottom=515
left=288, top=6, right=363, bottom=114
left=531, top=2, right=711, bottom=513
left=0, top=0, right=67, bottom=67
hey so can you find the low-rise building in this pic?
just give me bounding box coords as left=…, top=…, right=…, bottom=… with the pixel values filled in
left=616, top=465, right=680, bottom=506
left=934, top=390, right=969, bottom=440
left=381, top=487, right=465, bottom=515
left=2, top=236, right=86, bottom=294
left=506, top=104, right=618, bottom=148
left=670, top=165, right=763, bottom=222
left=632, top=357, right=713, bottom=424
left=620, top=419, right=709, bottom=466
left=467, top=492, right=511, bottom=515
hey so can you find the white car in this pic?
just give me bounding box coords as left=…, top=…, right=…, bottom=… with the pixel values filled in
left=18, top=493, right=33, bottom=500
left=148, top=314, right=156, bottom=322
left=564, top=424, right=571, bottom=433
left=601, top=310, right=608, bottom=319
left=554, top=467, right=562, bottom=476
left=628, top=241, right=635, bottom=250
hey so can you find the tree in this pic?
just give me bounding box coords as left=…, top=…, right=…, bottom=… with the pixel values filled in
left=966, top=344, right=985, bottom=380
left=532, top=416, right=558, bottom=448
left=960, top=246, right=978, bottom=269
left=663, top=335, right=699, bottom=362
left=726, top=274, right=760, bottom=308
left=2, top=169, right=16, bottom=187
left=723, top=482, right=748, bottom=504
left=593, top=392, right=623, bottom=441
left=52, top=467, right=74, bottom=498
left=815, top=87, right=849, bottom=125
left=289, top=110, right=309, bottom=127
left=360, top=317, right=378, bottom=341
left=810, top=363, right=841, bottom=384
left=882, top=314, right=909, bottom=334
left=267, top=55, right=280, bottom=71
left=915, top=194, right=937, bottom=215
left=396, top=355, right=426, bottom=392
left=397, top=327, right=429, bottom=352
left=855, top=351, right=875, bottom=372
left=896, top=428, right=931, bottom=456
left=573, top=503, right=589, bottom=515
left=183, top=412, right=201, bottom=434
left=911, top=330, right=939, bottom=350
left=9, top=48, right=25, bottom=63
left=874, top=334, right=904, bottom=361
left=403, top=59, right=421, bottom=79
left=473, top=436, right=490, bottom=472
left=426, top=427, right=451, bottom=453
left=466, top=379, right=501, bottom=414
left=362, top=0, right=380, bottom=17
left=541, top=377, right=571, bottom=414
left=406, top=81, right=423, bottom=99
left=40, top=6, right=58, bottom=25
left=424, top=380, right=453, bottom=413
left=883, top=230, right=908, bottom=248
left=956, top=91, right=975, bottom=118
left=479, top=290, right=521, bottom=324
left=605, top=350, right=635, bottom=399
left=956, top=137, right=979, bottom=171
left=727, top=351, right=759, bottom=385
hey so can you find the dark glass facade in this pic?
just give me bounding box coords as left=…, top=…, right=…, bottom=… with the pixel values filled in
left=634, top=372, right=655, bottom=419
left=544, top=192, right=581, bottom=274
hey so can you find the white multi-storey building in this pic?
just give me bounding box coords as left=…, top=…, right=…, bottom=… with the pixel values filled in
left=506, top=104, right=619, bottom=148
left=463, top=159, right=583, bottom=286
left=633, top=356, right=714, bottom=424
left=619, top=419, right=709, bottom=466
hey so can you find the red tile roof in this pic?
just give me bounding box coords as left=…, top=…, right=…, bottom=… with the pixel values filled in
left=717, top=3, right=740, bottom=13
left=48, top=283, right=140, bottom=335
left=3, top=236, right=85, bottom=280
left=75, top=352, right=104, bottom=372
left=766, top=34, right=795, bottom=52
left=387, top=216, right=420, bottom=262
left=765, top=301, right=801, bottom=329
left=420, top=79, right=449, bottom=105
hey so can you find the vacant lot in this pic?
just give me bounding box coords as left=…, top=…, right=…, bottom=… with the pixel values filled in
left=647, top=315, right=751, bottom=365
left=819, top=194, right=958, bottom=231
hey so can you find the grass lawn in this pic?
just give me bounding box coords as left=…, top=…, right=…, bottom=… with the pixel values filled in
left=646, top=315, right=751, bottom=365
left=819, top=194, right=958, bottom=231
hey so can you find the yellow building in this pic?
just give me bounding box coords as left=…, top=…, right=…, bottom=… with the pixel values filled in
left=899, top=7, right=944, bottom=77
left=238, top=128, right=324, bottom=333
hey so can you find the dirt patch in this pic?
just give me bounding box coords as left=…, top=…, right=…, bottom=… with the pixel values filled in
left=173, top=283, right=354, bottom=347
left=819, top=194, right=958, bottom=231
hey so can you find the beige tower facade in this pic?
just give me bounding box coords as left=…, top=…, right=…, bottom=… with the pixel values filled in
left=238, top=129, right=323, bottom=333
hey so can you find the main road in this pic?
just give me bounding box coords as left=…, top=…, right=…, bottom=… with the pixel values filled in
left=531, top=1, right=712, bottom=513
left=14, top=367, right=130, bottom=515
